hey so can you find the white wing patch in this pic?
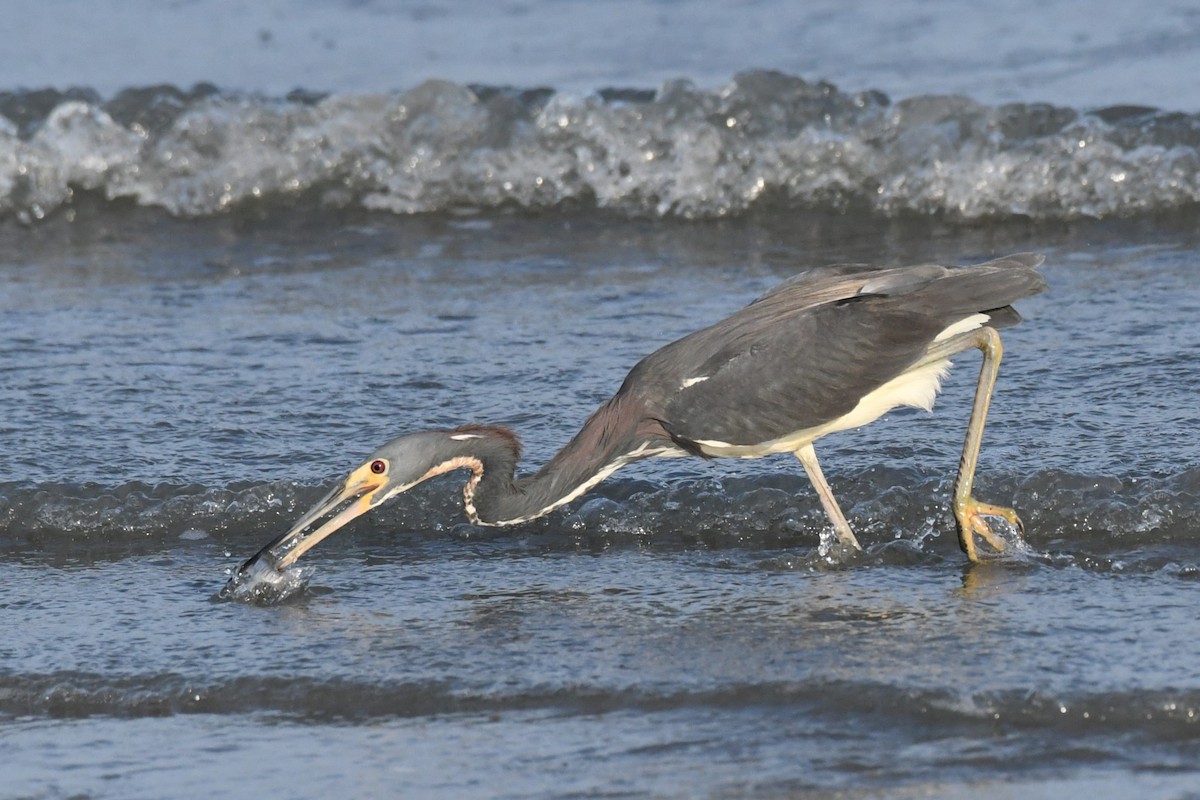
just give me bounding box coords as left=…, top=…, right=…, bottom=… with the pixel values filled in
left=450, top=433, right=483, bottom=441
left=934, top=313, right=989, bottom=342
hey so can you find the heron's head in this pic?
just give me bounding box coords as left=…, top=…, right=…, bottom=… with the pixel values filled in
left=238, top=430, right=490, bottom=575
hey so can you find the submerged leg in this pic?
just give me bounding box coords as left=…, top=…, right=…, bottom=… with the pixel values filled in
left=794, top=443, right=861, bottom=551
left=922, top=327, right=1023, bottom=562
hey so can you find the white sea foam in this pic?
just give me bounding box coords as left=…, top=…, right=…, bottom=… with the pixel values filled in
left=4, top=73, right=1200, bottom=223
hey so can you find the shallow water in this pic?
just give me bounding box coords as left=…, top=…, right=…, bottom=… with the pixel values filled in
left=3, top=547, right=1200, bottom=799
left=3, top=208, right=1200, bottom=798
left=4, top=1, right=1200, bottom=797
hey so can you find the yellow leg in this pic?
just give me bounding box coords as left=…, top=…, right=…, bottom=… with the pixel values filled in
left=929, top=326, right=1023, bottom=561
left=795, top=443, right=861, bottom=551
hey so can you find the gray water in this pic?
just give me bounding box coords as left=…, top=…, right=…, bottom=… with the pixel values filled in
left=3, top=209, right=1199, bottom=798
left=4, top=1, right=1200, bottom=798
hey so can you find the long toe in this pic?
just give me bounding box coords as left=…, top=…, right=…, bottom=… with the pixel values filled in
left=973, top=500, right=1024, bottom=535
left=957, top=498, right=1023, bottom=561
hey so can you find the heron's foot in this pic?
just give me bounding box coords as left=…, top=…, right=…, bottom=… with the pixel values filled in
left=955, top=497, right=1024, bottom=563
left=817, top=525, right=862, bottom=562
left=835, top=527, right=862, bottom=552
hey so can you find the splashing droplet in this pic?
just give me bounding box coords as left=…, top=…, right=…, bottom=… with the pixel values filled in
left=217, top=558, right=314, bottom=605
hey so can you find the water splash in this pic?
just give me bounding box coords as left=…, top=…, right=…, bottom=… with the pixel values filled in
left=216, top=557, right=314, bottom=605
left=6, top=72, right=1200, bottom=222
left=3, top=467, right=1198, bottom=561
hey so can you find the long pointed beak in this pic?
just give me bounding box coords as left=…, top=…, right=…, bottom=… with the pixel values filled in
left=236, top=465, right=390, bottom=576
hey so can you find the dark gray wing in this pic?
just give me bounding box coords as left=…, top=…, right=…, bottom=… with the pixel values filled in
left=657, top=301, right=943, bottom=447
left=621, top=254, right=1046, bottom=448
left=748, top=253, right=1044, bottom=313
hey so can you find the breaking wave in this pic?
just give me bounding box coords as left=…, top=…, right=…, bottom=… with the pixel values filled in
left=4, top=671, right=1198, bottom=741
left=3, top=467, right=1199, bottom=574
left=5, top=71, right=1200, bottom=222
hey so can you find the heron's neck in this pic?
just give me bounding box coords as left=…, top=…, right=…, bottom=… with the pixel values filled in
left=463, top=397, right=660, bottom=525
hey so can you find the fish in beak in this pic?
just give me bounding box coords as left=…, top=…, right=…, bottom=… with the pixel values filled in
left=223, top=429, right=491, bottom=598
left=233, top=460, right=392, bottom=579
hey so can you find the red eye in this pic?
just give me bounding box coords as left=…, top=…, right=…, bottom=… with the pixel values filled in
left=370, top=460, right=387, bottom=474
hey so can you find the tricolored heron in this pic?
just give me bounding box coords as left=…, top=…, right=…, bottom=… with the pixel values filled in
left=236, top=253, right=1045, bottom=578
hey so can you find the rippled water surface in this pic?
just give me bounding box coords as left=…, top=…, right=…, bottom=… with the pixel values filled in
left=3, top=208, right=1199, bottom=798
left=4, top=1, right=1200, bottom=797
